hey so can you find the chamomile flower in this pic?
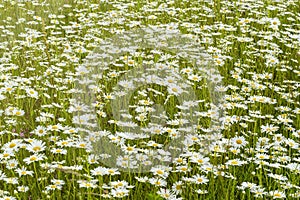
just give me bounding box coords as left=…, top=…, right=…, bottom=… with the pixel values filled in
left=107, top=168, right=120, bottom=176
left=91, top=166, right=109, bottom=176
left=226, top=159, right=247, bottom=166
left=231, top=136, right=248, bottom=148
left=172, top=181, right=184, bottom=194
left=15, top=166, right=34, bottom=177
left=46, top=184, right=62, bottom=191
left=33, top=126, right=48, bottom=136
left=111, top=188, right=130, bottom=198
left=51, top=179, right=65, bottom=186
left=3, top=177, right=18, bottom=185
left=26, top=88, right=38, bottom=98
left=50, top=148, right=67, bottom=155
left=78, top=180, right=98, bottom=188
left=12, top=109, right=25, bottom=116
left=17, top=185, right=29, bottom=192
left=191, top=174, right=209, bottom=184
left=269, top=190, right=286, bottom=199
left=157, top=188, right=176, bottom=199
left=23, top=154, right=46, bottom=165
left=151, top=166, right=170, bottom=178
left=149, top=177, right=167, bottom=187
left=26, top=139, right=46, bottom=153
left=6, top=159, right=18, bottom=169
left=0, top=196, right=17, bottom=200
left=2, top=140, right=22, bottom=151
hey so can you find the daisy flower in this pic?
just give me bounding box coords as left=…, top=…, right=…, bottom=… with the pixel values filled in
left=151, top=166, right=170, bottom=178
left=225, top=159, right=247, bottom=166
left=191, top=174, right=209, bottom=184
left=23, top=154, right=46, bottom=165
left=269, top=190, right=286, bottom=199
left=26, top=88, right=38, bottom=98
left=26, top=139, right=46, bottom=153
left=149, top=177, right=167, bottom=187
left=231, top=136, right=248, bottom=148
left=15, top=166, right=34, bottom=177
left=17, top=185, right=29, bottom=192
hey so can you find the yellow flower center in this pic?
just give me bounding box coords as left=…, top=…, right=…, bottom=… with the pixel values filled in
left=30, top=156, right=37, bottom=161
left=33, top=146, right=41, bottom=151
left=236, top=139, right=242, bottom=144
left=9, top=143, right=16, bottom=148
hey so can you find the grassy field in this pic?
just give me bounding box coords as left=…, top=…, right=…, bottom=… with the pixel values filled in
left=0, top=0, right=299, bottom=199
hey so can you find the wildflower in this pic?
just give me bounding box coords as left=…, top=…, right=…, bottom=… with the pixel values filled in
left=269, top=18, right=280, bottom=30
left=157, top=188, right=176, bottom=199
left=251, top=187, right=267, bottom=198
left=51, top=179, right=65, bottom=186
left=226, top=159, right=247, bottom=166
left=47, top=124, right=63, bottom=132
left=15, top=166, right=34, bottom=177
left=267, top=173, right=288, bottom=181
left=3, top=177, right=18, bottom=185
left=50, top=148, right=67, bottom=155
left=285, top=138, right=299, bottom=149
left=191, top=174, right=209, bottom=184
left=13, top=109, right=25, bottom=116
left=147, top=141, right=163, bottom=148
left=91, top=166, right=109, bottom=176
left=269, top=190, right=286, bottom=199
left=111, top=188, right=130, bottom=198
left=172, top=181, right=184, bottom=194
left=265, top=55, right=279, bottom=66
left=6, top=159, right=18, bottom=169
left=121, top=144, right=138, bottom=154
left=17, top=185, right=29, bottom=192
left=188, top=74, right=201, bottom=82
left=151, top=166, right=170, bottom=178
left=180, top=67, right=193, bottom=74
left=0, top=150, right=15, bottom=160
left=107, top=168, right=120, bottom=176
left=46, top=184, right=62, bottom=191
left=149, top=177, right=167, bottom=187
left=2, top=140, right=22, bottom=152
left=273, top=134, right=285, bottom=144
left=261, top=124, right=279, bottom=134
left=78, top=180, right=98, bottom=188
left=87, top=154, right=99, bottom=164
left=229, top=147, right=240, bottom=155
left=23, top=154, right=46, bottom=165
left=135, top=176, right=149, bottom=183
left=74, top=140, right=88, bottom=149
left=286, top=163, right=300, bottom=172
left=116, top=155, right=137, bottom=168
left=33, top=126, right=48, bottom=136
left=190, top=155, right=210, bottom=165
left=231, top=136, right=248, bottom=148
left=173, top=157, right=186, bottom=165
left=110, top=180, right=127, bottom=189
left=0, top=196, right=17, bottom=200
left=26, top=140, right=46, bottom=153
left=174, top=165, right=190, bottom=173
left=56, top=139, right=73, bottom=147
left=195, top=189, right=208, bottom=194
left=256, top=153, right=270, bottom=160
left=167, top=84, right=183, bottom=96
left=238, top=182, right=258, bottom=190
left=26, top=88, right=38, bottom=98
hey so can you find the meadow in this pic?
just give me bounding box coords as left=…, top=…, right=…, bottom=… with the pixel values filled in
left=0, top=0, right=299, bottom=199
